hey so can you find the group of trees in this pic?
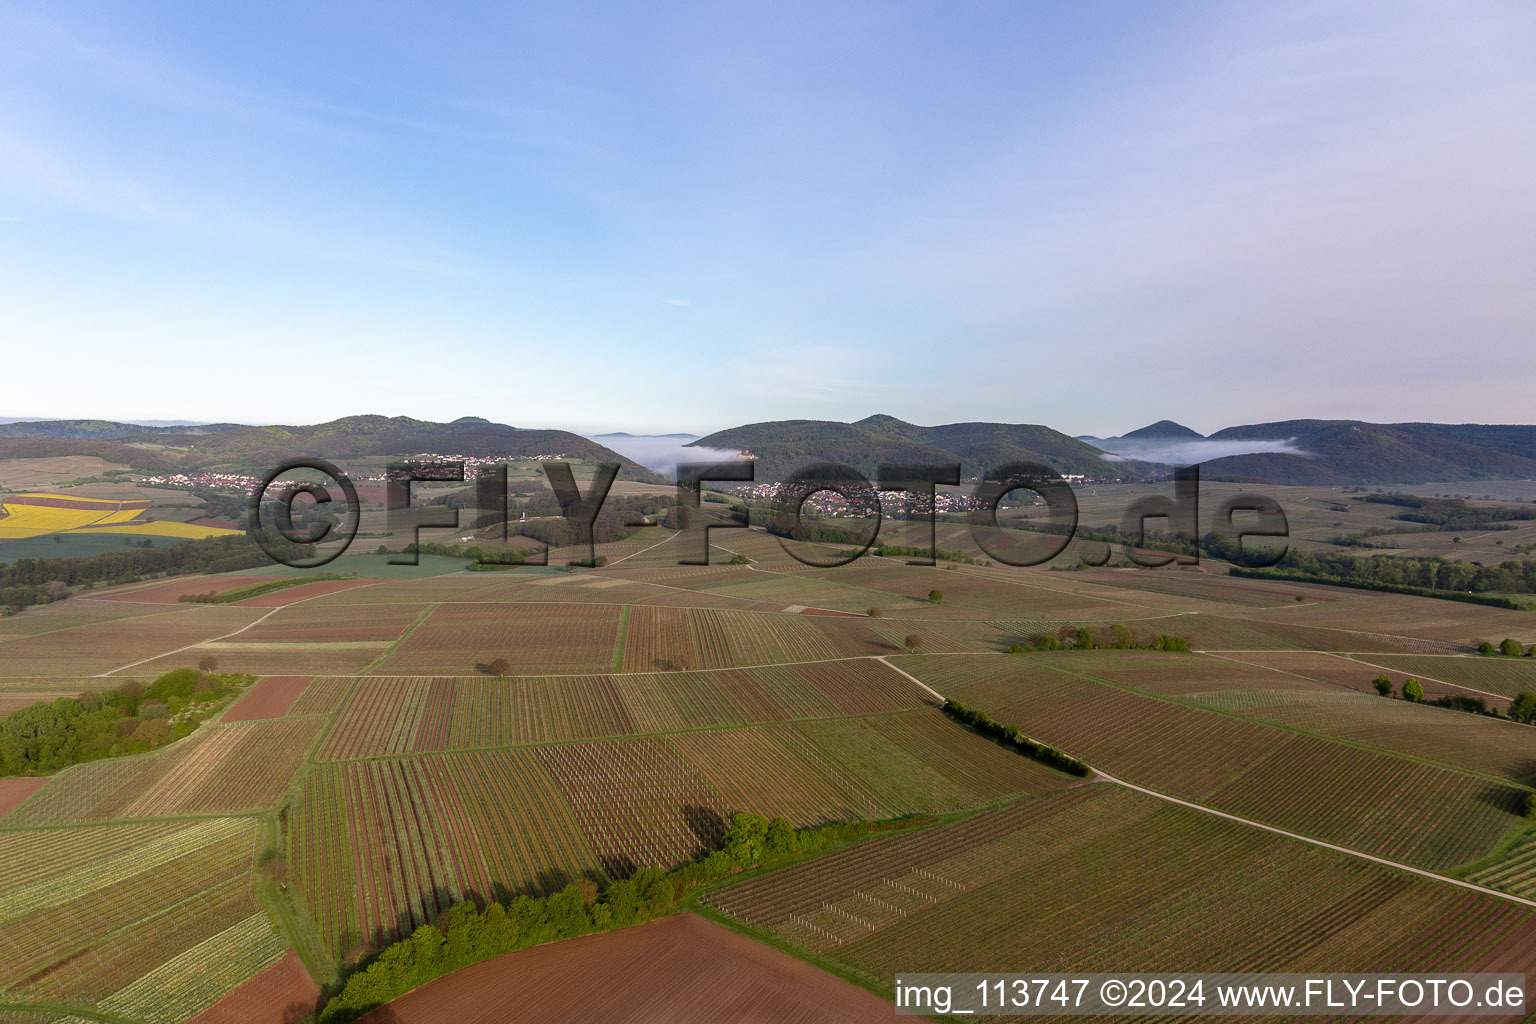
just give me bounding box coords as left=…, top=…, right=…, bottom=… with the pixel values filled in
left=317, top=811, right=894, bottom=1024
left=1374, top=673, right=1535, bottom=723
left=0, top=579, right=69, bottom=614
left=1372, top=674, right=1427, bottom=702
left=0, top=666, right=249, bottom=775
left=1015, top=625, right=1190, bottom=653
left=1475, top=638, right=1533, bottom=657
left=941, top=698, right=1091, bottom=777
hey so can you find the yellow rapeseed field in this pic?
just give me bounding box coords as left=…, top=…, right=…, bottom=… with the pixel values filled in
left=0, top=493, right=239, bottom=541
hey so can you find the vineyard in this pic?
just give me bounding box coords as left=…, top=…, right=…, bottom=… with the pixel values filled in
left=239, top=602, right=427, bottom=642
left=3, top=718, right=322, bottom=826
left=705, top=785, right=1533, bottom=989
left=0, top=604, right=265, bottom=676
left=1205, top=735, right=1526, bottom=870
left=1470, top=832, right=1536, bottom=899
left=536, top=737, right=728, bottom=877
left=316, top=659, right=933, bottom=759
left=1361, top=654, right=1536, bottom=699
left=289, top=751, right=602, bottom=956
left=901, top=653, right=1526, bottom=869
left=0, top=816, right=269, bottom=1020
left=377, top=603, right=624, bottom=675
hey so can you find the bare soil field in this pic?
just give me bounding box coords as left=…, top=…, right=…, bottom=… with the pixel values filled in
left=0, top=777, right=47, bottom=819
left=358, top=913, right=894, bottom=1024
left=89, top=576, right=285, bottom=603
left=222, top=676, right=313, bottom=721
left=186, top=951, right=320, bottom=1024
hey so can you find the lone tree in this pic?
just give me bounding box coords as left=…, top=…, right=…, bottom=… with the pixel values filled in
left=198, top=656, right=219, bottom=673
left=1509, top=691, right=1536, bottom=724
left=927, top=589, right=943, bottom=604
left=487, top=658, right=511, bottom=676
left=1373, top=674, right=1393, bottom=697
left=1402, top=677, right=1424, bottom=702
left=1500, top=638, right=1524, bottom=657
left=904, top=633, right=924, bottom=653
left=866, top=607, right=882, bottom=617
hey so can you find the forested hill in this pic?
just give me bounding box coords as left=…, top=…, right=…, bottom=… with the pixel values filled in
left=1202, top=420, right=1536, bottom=485
left=0, top=416, right=666, bottom=483
left=690, top=414, right=1144, bottom=481
left=146, top=416, right=665, bottom=480
left=0, top=419, right=239, bottom=439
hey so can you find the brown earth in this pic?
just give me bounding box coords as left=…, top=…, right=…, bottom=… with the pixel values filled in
left=187, top=952, right=320, bottom=1024
left=89, top=576, right=284, bottom=604
left=358, top=913, right=894, bottom=1024
left=222, top=676, right=313, bottom=721
left=0, top=777, right=48, bottom=819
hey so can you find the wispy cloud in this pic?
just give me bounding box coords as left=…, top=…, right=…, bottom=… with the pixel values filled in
left=663, top=298, right=690, bottom=307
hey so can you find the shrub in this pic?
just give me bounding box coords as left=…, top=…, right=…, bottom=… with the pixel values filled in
left=138, top=701, right=171, bottom=720
left=1500, top=638, right=1524, bottom=657
left=145, top=667, right=204, bottom=702
left=1509, top=691, right=1536, bottom=724
left=866, top=607, right=882, bottom=617
left=928, top=589, right=943, bottom=604
left=1478, top=641, right=1496, bottom=655
left=198, top=655, right=219, bottom=672
left=1373, top=674, right=1392, bottom=697
left=487, top=658, right=510, bottom=676
left=1403, top=677, right=1424, bottom=702
left=115, top=680, right=144, bottom=701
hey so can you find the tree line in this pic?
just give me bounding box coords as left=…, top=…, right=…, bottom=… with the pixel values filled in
left=1011, top=624, right=1190, bottom=653
left=316, top=811, right=911, bottom=1023
left=0, top=533, right=311, bottom=593
left=941, top=698, right=1091, bottom=777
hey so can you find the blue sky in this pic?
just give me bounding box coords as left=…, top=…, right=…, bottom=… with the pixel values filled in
left=1, top=1, right=1533, bottom=435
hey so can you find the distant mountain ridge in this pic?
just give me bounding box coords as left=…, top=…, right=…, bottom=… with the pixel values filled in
left=0, top=416, right=665, bottom=482
left=1202, top=421, right=1536, bottom=484
left=1122, top=420, right=1204, bottom=440
left=690, top=414, right=1146, bottom=480
left=7, top=413, right=1536, bottom=487
left=695, top=415, right=1536, bottom=486
left=0, top=419, right=241, bottom=439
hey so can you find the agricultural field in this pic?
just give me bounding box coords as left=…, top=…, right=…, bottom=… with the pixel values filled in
left=4, top=718, right=323, bottom=826
left=0, top=492, right=238, bottom=544
left=347, top=913, right=893, bottom=1024
left=0, top=816, right=281, bottom=1022
left=901, top=652, right=1531, bottom=870
left=4, top=514, right=1536, bottom=1022
left=376, top=603, right=624, bottom=675
left=1360, top=653, right=1536, bottom=700
left=704, top=785, right=1535, bottom=994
